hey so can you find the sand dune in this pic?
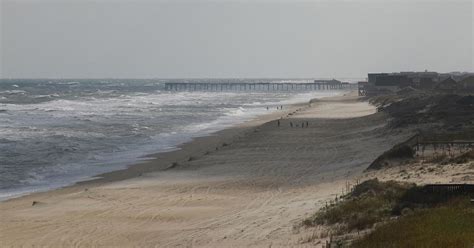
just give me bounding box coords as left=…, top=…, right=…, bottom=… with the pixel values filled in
left=0, top=94, right=411, bottom=247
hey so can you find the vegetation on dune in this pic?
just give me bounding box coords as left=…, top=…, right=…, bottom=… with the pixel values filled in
left=303, top=179, right=413, bottom=232
left=303, top=179, right=474, bottom=247
left=371, top=94, right=474, bottom=129
left=367, top=93, right=474, bottom=171
left=302, top=94, right=474, bottom=245
left=352, top=199, right=474, bottom=248
left=451, top=150, right=474, bottom=164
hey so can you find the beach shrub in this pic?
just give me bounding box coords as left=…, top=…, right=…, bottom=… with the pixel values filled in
left=352, top=198, right=474, bottom=248
left=372, top=93, right=474, bottom=132
left=450, top=150, right=474, bottom=164
left=303, top=179, right=474, bottom=244
left=350, top=179, right=411, bottom=200
left=456, top=95, right=474, bottom=106
left=304, top=179, right=411, bottom=232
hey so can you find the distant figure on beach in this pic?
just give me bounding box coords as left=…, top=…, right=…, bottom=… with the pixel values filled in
left=290, top=122, right=293, bottom=128
left=277, top=106, right=279, bottom=110
left=277, top=120, right=280, bottom=127
left=301, top=122, right=304, bottom=128
left=280, top=105, right=283, bottom=110
left=266, top=106, right=269, bottom=110
left=306, top=121, right=309, bottom=127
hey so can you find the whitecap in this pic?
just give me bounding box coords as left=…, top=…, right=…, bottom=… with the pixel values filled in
left=225, top=107, right=247, bottom=116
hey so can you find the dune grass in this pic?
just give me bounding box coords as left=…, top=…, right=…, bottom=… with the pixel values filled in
left=352, top=198, right=474, bottom=248
left=303, top=179, right=412, bottom=232
left=303, top=179, right=474, bottom=247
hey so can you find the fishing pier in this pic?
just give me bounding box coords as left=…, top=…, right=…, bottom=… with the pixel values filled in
left=164, top=82, right=356, bottom=92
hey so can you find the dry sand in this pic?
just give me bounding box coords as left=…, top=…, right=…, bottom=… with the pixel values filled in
left=0, top=93, right=411, bottom=247
left=363, top=160, right=474, bottom=185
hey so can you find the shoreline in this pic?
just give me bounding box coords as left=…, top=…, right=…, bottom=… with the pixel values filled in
left=1, top=91, right=408, bottom=247
left=1, top=93, right=330, bottom=202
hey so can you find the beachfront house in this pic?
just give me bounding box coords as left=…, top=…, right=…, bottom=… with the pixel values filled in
left=373, top=74, right=411, bottom=92
left=368, top=73, right=387, bottom=85
left=434, top=77, right=460, bottom=94
left=459, top=76, right=474, bottom=92
left=417, top=77, right=437, bottom=90
left=365, top=71, right=474, bottom=96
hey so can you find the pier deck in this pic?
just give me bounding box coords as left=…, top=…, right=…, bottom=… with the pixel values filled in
left=164, top=82, right=356, bottom=91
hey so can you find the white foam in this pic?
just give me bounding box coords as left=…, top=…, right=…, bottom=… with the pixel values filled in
left=0, top=89, right=345, bottom=201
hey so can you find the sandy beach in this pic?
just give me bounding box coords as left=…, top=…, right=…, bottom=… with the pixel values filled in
left=0, top=93, right=411, bottom=247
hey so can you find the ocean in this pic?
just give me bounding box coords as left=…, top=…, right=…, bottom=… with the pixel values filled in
left=0, top=79, right=345, bottom=200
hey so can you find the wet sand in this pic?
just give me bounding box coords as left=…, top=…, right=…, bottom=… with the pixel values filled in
left=0, top=93, right=410, bottom=247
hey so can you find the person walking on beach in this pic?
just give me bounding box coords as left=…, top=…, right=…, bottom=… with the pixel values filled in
left=290, top=122, right=293, bottom=128
left=306, top=121, right=309, bottom=127
left=277, top=120, right=280, bottom=127
left=280, top=105, right=283, bottom=110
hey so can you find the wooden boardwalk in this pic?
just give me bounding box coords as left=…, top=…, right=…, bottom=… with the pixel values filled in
left=164, top=82, right=357, bottom=92
left=424, top=184, right=474, bottom=194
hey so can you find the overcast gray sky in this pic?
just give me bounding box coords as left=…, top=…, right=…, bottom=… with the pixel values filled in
left=1, top=0, right=473, bottom=78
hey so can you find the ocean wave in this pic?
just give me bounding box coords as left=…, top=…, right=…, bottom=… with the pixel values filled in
left=0, top=90, right=26, bottom=95
left=224, top=107, right=247, bottom=116
left=0, top=81, right=345, bottom=201
left=243, top=101, right=263, bottom=106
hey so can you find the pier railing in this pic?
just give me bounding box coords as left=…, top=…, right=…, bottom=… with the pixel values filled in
left=164, top=82, right=357, bottom=92
left=423, top=184, right=474, bottom=194
left=410, top=134, right=474, bottom=158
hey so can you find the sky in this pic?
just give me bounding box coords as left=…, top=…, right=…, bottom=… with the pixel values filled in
left=0, top=0, right=473, bottom=79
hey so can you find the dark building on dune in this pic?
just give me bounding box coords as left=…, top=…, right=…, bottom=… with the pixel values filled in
left=360, top=71, right=474, bottom=96
left=367, top=71, right=449, bottom=91
left=459, top=76, right=474, bottom=92
left=434, top=77, right=461, bottom=94
left=367, top=73, right=388, bottom=85
left=402, top=71, right=439, bottom=89
left=417, top=77, right=437, bottom=90
left=366, top=73, right=412, bottom=93
left=375, top=75, right=411, bottom=88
